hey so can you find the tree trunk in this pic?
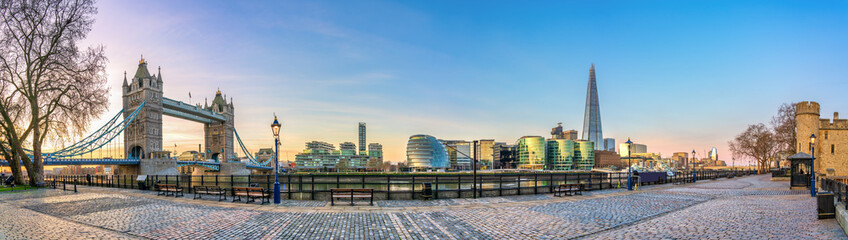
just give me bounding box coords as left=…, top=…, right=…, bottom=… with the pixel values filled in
left=28, top=127, right=44, bottom=187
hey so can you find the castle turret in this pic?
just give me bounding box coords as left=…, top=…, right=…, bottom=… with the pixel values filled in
left=796, top=101, right=820, bottom=155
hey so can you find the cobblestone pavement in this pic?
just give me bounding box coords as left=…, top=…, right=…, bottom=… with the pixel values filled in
left=0, top=175, right=844, bottom=239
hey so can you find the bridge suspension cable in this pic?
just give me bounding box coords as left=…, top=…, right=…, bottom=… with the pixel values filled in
left=234, top=128, right=274, bottom=167
left=2, top=101, right=146, bottom=159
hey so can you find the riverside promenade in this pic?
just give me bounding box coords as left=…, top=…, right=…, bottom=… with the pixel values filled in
left=0, top=174, right=844, bottom=239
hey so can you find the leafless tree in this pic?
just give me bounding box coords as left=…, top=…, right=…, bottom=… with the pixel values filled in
left=771, top=103, right=796, bottom=168
left=0, top=0, right=108, bottom=186
left=728, top=123, right=780, bottom=174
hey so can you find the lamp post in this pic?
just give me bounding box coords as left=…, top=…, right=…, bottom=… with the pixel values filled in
left=271, top=115, right=282, bottom=204
left=692, top=150, right=697, bottom=182
left=810, top=134, right=816, bottom=197
left=626, top=138, right=633, bottom=191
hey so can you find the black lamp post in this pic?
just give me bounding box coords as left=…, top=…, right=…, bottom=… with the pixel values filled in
left=271, top=115, right=281, bottom=204
left=626, top=138, right=633, bottom=191
left=810, top=134, right=816, bottom=197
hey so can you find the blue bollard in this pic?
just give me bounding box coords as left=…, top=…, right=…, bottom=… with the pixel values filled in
left=692, top=172, right=697, bottom=183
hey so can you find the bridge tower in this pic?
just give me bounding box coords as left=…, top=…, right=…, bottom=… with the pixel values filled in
left=122, top=57, right=164, bottom=159
left=204, top=90, right=235, bottom=162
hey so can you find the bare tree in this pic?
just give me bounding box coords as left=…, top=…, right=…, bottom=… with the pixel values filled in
left=771, top=103, right=796, bottom=168
left=0, top=0, right=108, bottom=186
left=728, top=123, right=779, bottom=174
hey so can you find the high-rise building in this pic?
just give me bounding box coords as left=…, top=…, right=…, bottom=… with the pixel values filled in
left=475, top=139, right=495, bottom=168
left=406, top=135, right=450, bottom=170
left=358, top=122, right=366, bottom=155
left=582, top=64, right=603, bottom=150
left=563, top=130, right=578, bottom=140
left=604, top=138, right=615, bottom=152
left=619, top=142, right=648, bottom=157
left=672, top=152, right=689, bottom=169
left=709, top=147, right=718, bottom=161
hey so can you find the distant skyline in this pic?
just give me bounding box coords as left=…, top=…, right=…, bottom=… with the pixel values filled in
left=73, top=0, right=847, bottom=164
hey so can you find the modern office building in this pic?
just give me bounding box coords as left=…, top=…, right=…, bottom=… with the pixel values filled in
left=358, top=122, right=366, bottom=155
left=406, top=134, right=450, bottom=170
left=367, top=143, right=383, bottom=170
left=573, top=140, right=595, bottom=170
left=295, top=138, right=380, bottom=171
left=475, top=139, right=495, bottom=169
left=442, top=140, right=472, bottom=170
left=547, top=139, right=575, bottom=170
left=604, top=138, right=615, bottom=152
left=582, top=64, right=604, bottom=150
left=619, top=142, right=648, bottom=157
left=516, top=136, right=547, bottom=170
left=493, top=142, right=517, bottom=169
left=709, top=147, right=718, bottom=161
left=672, top=152, right=689, bottom=169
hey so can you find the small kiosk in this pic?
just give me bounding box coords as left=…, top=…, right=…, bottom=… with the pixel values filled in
left=787, top=152, right=813, bottom=189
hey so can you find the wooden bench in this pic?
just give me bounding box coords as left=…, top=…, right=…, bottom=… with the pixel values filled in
left=193, top=186, right=227, bottom=201
left=156, top=184, right=183, bottom=197
left=232, top=187, right=270, bottom=204
left=331, top=188, right=374, bottom=206
left=553, top=184, right=583, bottom=197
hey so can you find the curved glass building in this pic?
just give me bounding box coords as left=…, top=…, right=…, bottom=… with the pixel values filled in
left=573, top=140, right=595, bottom=170
left=516, top=136, right=547, bottom=170
left=547, top=139, right=575, bottom=170
left=406, top=134, right=450, bottom=169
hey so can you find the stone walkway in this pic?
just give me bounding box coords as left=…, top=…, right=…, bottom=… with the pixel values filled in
left=0, top=175, right=844, bottom=239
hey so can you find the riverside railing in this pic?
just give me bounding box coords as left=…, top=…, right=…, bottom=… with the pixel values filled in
left=45, top=170, right=755, bottom=201
left=820, top=177, right=848, bottom=210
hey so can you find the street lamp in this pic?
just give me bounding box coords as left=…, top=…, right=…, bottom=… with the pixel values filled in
left=810, top=134, right=816, bottom=197
left=271, top=115, right=282, bottom=204
left=626, top=138, right=633, bottom=191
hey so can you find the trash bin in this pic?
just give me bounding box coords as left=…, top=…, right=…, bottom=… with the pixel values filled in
left=421, top=183, right=433, bottom=200
left=818, top=192, right=835, bottom=219
left=136, top=175, right=148, bottom=190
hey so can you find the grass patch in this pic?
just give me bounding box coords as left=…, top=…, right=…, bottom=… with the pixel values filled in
left=0, top=185, right=41, bottom=192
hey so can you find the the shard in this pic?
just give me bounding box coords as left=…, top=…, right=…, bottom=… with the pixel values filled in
left=582, top=64, right=603, bottom=150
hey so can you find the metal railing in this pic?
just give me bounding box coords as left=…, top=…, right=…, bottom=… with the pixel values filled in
left=44, top=170, right=756, bottom=201
left=820, top=177, right=848, bottom=210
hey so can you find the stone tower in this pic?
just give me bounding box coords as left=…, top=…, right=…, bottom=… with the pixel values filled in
left=204, top=90, right=235, bottom=162
left=582, top=64, right=603, bottom=150
left=795, top=101, right=820, bottom=155
left=122, top=57, right=164, bottom=159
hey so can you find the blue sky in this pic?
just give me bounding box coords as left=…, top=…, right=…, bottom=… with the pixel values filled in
left=82, top=0, right=848, bottom=164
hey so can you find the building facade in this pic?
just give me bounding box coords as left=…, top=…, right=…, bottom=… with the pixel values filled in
left=516, top=136, right=547, bottom=170
left=547, top=139, right=575, bottom=170
left=594, top=150, right=622, bottom=169
left=406, top=135, right=450, bottom=170
left=358, top=122, right=366, bottom=155
left=475, top=139, right=495, bottom=169
left=619, top=142, right=648, bottom=157
left=582, top=64, right=603, bottom=150
left=604, top=138, right=615, bottom=152
left=796, top=101, right=848, bottom=177
left=442, top=140, right=472, bottom=170
left=493, top=142, right=517, bottom=169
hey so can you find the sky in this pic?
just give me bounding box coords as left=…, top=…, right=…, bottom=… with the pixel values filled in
left=76, top=0, right=848, bottom=165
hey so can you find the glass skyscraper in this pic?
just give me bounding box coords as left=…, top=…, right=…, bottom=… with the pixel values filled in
left=582, top=64, right=603, bottom=150
left=546, top=139, right=575, bottom=170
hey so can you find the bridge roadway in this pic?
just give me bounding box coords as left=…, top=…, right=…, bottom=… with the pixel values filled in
left=0, top=158, right=272, bottom=170
left=0, top=174, right=843, bottom=239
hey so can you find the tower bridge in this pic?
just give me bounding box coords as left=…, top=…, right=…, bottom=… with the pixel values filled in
left=0, top=57, right=273, bottom=175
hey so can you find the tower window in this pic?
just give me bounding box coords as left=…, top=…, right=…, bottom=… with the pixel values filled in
left=825, top=132, right=828, bottom=140
left=832, top=144, right=835, bottom=154
left=139, top=79, right=143, bottom=88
